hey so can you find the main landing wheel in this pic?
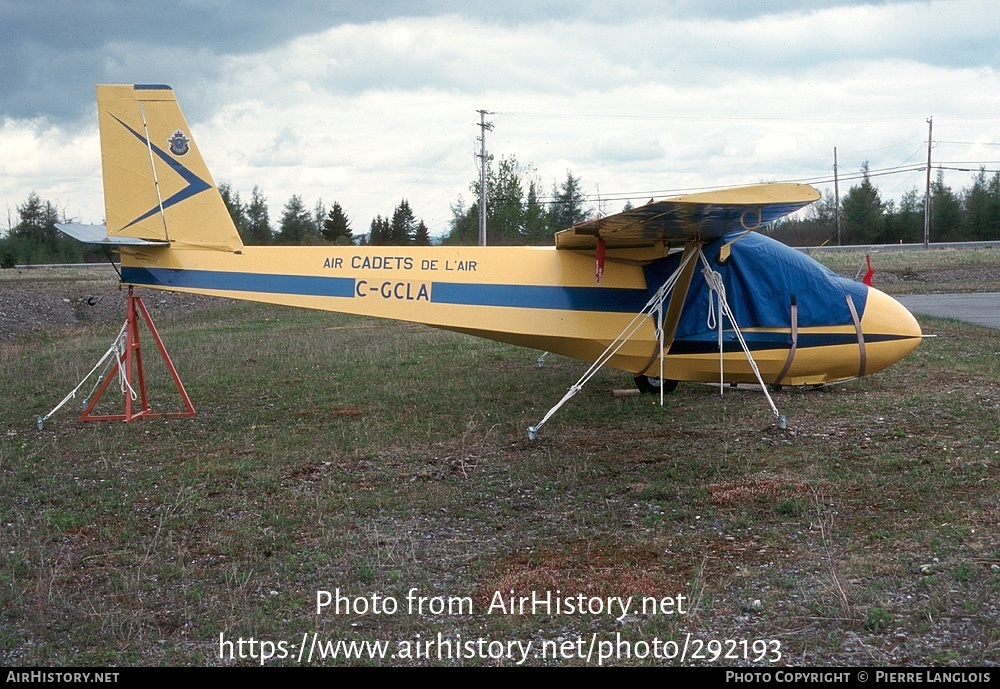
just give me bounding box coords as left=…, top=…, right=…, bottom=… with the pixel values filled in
left=634, top=375, right=678, bottom=395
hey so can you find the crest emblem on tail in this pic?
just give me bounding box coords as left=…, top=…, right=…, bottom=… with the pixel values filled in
left=167, top=129, right=190, bottom=156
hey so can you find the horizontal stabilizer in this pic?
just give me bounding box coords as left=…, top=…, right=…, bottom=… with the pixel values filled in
left=56, top=223, right=170, bottom=246
left=555, top=183, right=820, bottom=250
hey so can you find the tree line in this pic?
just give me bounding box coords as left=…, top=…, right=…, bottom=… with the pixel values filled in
left=215, top=156, right=592, bottom=248
left=217, top=184, right=432, bottom=247
left=770, top=164, right=1000, bottom=246
left=442, top=155, right=589, bottom=246
left=0, top=192, right=105, bottom=267
left=6, top=161, right=997, bottom=266
left=0, top=156, right=595, bottom=266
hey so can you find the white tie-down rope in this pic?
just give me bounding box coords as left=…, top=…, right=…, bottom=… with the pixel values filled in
left=81, top=325, right=139, bottom=406
left=657, top=297, right=665, bottom=407
left=697, top=250, right=783, bottom=424
left=703, top=268, right=724, bottom=390
left=114, top=342, right=139, bottom=403
left=36, top=319, right=136, bottom=430
left=528, top=248, right=698, bottom=440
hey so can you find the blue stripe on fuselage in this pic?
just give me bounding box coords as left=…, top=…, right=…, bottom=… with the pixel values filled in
left=122, top=267, right=356, bottom=298
left=122, top=267, right=651, bottom=312
left=667, top=331, right=912, bottom=354
left=122, top=267, right=649, bottom=312
left=120, top=267, right=911, bottom=352
left=430, top=282, right=650, bottom=312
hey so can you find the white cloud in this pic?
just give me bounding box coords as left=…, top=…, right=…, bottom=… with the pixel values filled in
left=2, top=2, right=999, bottom=236
left=0, top=118, right=102, bottom=228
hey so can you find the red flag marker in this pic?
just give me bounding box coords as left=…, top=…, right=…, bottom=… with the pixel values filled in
left=863, top=254, right=874, bottom=286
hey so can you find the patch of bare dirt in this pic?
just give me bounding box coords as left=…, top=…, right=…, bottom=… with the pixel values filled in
left=483, top=540, right=686, bottom=604
left=0, top=271, right=229, bottom=342
left=706, top=472, right=814, bottom=505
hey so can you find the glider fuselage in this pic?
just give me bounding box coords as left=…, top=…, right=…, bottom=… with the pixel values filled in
left=119, top=238, right=921, bottom=386
left=62, top=83, right=922, bottom=389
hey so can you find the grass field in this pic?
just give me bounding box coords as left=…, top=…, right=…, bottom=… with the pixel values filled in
left=810, top=245, right=1000, bottom=295
left=0, top=254, right=997, bottom=666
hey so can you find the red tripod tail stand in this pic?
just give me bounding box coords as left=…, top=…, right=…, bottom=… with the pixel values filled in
left=80, top=286, right=195, bottom=422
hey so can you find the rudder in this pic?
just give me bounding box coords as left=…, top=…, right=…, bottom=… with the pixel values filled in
left=98, top=84, right=243, bottom=252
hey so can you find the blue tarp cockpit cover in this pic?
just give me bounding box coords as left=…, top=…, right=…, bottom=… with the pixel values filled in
left=642, top=232, right=868, bottom=341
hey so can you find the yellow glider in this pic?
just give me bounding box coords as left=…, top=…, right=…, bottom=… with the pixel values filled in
left=58, top=84, right=922, bottom=395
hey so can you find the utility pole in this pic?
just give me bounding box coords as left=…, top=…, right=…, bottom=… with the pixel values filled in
left=923, top=116, right=933, bottom=249
left=476, top=110, right=494, bottom=246
left=833, top=147, right=841, bottom=246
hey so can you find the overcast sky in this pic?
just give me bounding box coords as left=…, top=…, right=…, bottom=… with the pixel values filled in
left=2, top=0, right=998, bottom=238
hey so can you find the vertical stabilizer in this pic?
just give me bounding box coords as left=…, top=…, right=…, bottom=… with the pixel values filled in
left=97, top=84, right=243, bottom=252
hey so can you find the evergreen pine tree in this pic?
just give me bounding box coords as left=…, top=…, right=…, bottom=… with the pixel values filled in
left=548, top=171, right=587, bottom=230
left=443, top=197, right=477, bottom=245
left=245, top=186, right=273, bottom=245
left=218, top=182, right=248, bottom=237
left=523, top=179, right=550, bottom=244
left=313, top=199, right=327, bottom=238
left=412, top=220, right=431, bottom=246
left=841, top=162, right=884, bottom=244
left=277, top=195, right=314, bottom=244
left=930, top=170, right=963, bottom=241
left=322, top=202, right=353, bottom=245
left=389, top=199, right=415, bottom=245
left=369, top=215, right=390, bottom=245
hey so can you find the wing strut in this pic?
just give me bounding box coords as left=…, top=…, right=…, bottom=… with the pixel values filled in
left=527, top=245, right=700, bottom=440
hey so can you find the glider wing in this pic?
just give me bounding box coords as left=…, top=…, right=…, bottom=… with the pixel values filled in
left=554, top=183, right=820, bottom=250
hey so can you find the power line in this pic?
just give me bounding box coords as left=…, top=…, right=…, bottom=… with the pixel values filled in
left=498, top=110, right=960, bottom=124
left=531, top=160, right=1000, bottom=207
left=937, top=165, right=1000, bottom=173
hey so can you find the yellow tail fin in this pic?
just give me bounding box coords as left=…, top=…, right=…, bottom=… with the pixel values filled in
left=98, top=84, right=243, bottom=252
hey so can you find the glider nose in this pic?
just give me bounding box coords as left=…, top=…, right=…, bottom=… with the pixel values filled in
left=860, top=287, right=923, bottom=375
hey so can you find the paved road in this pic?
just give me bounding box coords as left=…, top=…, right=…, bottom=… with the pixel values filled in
left=896, top=293, right=1000, bottom=330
